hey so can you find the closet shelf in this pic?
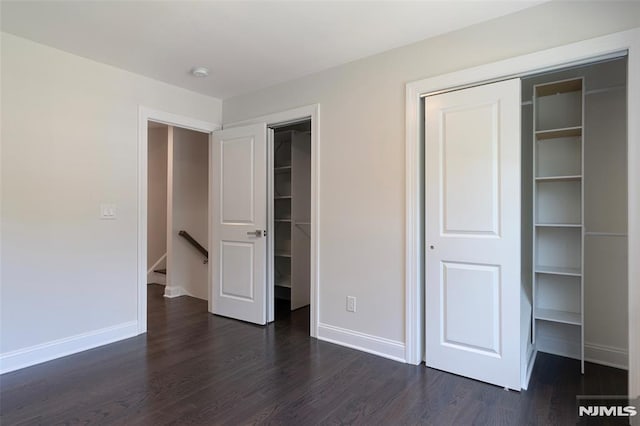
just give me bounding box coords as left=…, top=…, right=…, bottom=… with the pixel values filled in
left=535, top=175, right=582, bottom=182
left=535, top=223, right=582, bottom=228
left=535, top=126, right=582, bottom=140
left=535, top=265, right=582, bottom=277
left=275, top=278, right=291, bottom=288
left=275, top=219, right=292, bottom=223
left=274, top=166, right=292, bottom=173
left=274, top=195, right=292, bottom=200
left=535, top=78, right=582, bottom=97
left=275, top=251, right=292, bottom=258
left=535, top=308, right=582, bottom=326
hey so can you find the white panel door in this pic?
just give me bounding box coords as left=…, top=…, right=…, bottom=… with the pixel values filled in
left=425, top=79, right=521, bottom=390
left=212, top=123, right=267, bottom=325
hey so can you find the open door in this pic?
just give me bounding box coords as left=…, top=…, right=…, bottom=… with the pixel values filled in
left=425, top=79, right=521, bottom=390
left=211, top=123, right=267, bottom=325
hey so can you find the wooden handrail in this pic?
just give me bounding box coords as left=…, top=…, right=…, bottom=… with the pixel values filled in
left=178, top=230, right=208, bottom=260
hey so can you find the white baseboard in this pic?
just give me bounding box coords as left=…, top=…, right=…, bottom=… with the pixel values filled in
left=163, top=285, right=207, bottom=300
left=163, top=285, right=188, bottom=298
left=317, top=323, right=405, bottom=363
left=0, top=321, right=138, bottom=375
left=585, top=342, right=628, bottom=370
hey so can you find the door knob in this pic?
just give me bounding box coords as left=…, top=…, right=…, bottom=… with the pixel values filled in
left=247, top=230, right=263, bottom=237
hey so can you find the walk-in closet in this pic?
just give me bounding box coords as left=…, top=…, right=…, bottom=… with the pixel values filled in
left=271, top=121, right=312, bottom=318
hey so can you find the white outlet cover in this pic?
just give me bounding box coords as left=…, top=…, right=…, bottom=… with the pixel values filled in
left=100, top=203, right=117, bottom=220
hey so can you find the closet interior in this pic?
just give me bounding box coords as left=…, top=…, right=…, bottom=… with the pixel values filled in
left=521, top=56, right=628, bottom=373
left=271, top=120, right=311, bottom=318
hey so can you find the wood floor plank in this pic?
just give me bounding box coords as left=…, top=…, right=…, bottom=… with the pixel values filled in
left=0, top=284, right=628, bottom=425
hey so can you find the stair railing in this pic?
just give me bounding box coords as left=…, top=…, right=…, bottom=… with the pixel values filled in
left=178, top=230, right=208, bottom=264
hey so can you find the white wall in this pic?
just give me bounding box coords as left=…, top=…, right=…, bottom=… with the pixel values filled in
left=147, top=126, right=168, bottom=270
left=167, top=127, right=209, bottom=300
left=223, top=1, right=640, bottom=349
left=0, top=33, right=221, bottom=361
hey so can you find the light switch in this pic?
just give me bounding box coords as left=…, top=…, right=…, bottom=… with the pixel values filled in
left=100, top=204, right=117, bottom=220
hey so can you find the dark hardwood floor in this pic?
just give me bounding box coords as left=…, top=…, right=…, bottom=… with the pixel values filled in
left=0, top=284, right=627, bottom=425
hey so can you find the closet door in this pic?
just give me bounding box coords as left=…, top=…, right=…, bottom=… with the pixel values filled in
left=425, top=79, right=521, bottom=390
left=211, top=123, right=267, bottom=325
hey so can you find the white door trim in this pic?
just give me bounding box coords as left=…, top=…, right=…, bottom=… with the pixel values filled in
left=138, top=106, right=220, bottom=334
left=225, top=104, right=320, bottom=338
left=405, top=28, right=640, bottom=401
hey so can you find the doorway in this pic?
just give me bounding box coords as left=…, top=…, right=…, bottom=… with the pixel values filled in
left=146, top=123, right=210, bottom=301
left=269, top=120, right=312, bottom=324
left=209, top=105, right=319, bottom=337
left=137, top=108, right=219, bottom=334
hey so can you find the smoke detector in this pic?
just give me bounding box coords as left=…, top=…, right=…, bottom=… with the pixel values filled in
left=191, top=67, right=209, bottom=78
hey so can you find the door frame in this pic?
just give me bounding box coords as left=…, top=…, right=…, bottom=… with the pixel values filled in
left=226, top=104, right=320, bottom=338
left=137, top=106, right=220, bottom=334
left=405, top=28, right=640, bottom=400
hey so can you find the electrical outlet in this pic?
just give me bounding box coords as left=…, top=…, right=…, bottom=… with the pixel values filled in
left=346, top=296, right=356, bottom=313
left=100, top=203, right=117, bottom=220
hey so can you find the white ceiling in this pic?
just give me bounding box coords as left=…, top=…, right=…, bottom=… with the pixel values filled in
left=1, top=1, right=544, bottom=99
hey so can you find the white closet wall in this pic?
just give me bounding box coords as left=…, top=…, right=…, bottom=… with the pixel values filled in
left=291, top=133, right=312, bottom=309
left=583, top=69, right=628, bottom=368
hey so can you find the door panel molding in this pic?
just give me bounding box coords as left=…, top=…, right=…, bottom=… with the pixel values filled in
left=440, top=101, right=501, bottom=237
left=441, top=261, right=501, bottom=356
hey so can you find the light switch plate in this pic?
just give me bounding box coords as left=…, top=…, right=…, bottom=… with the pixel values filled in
left=346, top=296, right=356, bottom=313
left=100, top=204, right=117, bottom=220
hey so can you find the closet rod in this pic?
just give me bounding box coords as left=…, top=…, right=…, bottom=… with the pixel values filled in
left=584, top=231, right=627, bottom=237
left=584, top=85, right=626, bottom=96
